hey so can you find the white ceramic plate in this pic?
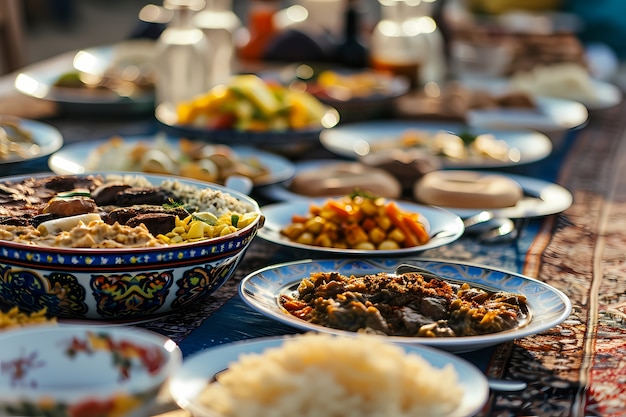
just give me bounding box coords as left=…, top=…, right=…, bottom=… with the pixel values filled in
left=169, top=335, right=489, bottom=417
left=238, top=258, right=572, bottom=353
left=465, top=96, right=588, bottom=132
left=257, top=199, right=464, bottom=255
left=0, top=117, right=63, bottom=165
left=48, top=135, right=295, bottom=188
left=461, top=77, right=622, bottom=111
left=258, top=165, right=573, bottom=220
left=319, top=120, right=553, bottom=168
left=14, top=40, right=155, bottom=114
left=436, top=171, right=574, bottom=219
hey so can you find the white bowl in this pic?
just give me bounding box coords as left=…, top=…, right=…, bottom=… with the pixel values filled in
left=0, top=324, right=182, bottom=417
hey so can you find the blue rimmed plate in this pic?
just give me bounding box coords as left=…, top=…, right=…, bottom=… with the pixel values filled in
left=169, top=335, right=489, bottom=417
left=239, top=258, right=572, bottom=353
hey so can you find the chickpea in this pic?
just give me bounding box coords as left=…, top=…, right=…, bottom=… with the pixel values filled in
left=360, top=198, right=379, bottom=216
left=368, top=227, right=387, bottom=244
left=296, top=232, right=315, bottom=245
left=281, top=223, right=306, bottom=240
left=378, top=240, right=401, bottom=250
left=388, top=227, right=406, bottom=243
left=304, top=216, right=325, bottom=234
left=376, top=215, right=393, bottom=231
left=345, top=224, right=369, bottom=246
left=354, top=241, right=376, bottom=250
left=314, top=234, right=334, bottom=247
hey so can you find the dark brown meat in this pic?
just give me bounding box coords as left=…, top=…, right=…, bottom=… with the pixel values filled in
left=114, top=187, right=177, bottom=207
left=103, top=205, right=188, bottom=226
left=91, top=183, right=132, bottom=206
left=125, top=212, right=177, bottom=236
left=38, top=175, right=102, bottom=192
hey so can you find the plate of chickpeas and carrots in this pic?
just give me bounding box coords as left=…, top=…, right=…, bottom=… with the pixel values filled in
left=258, top=193, right=464, bottom=255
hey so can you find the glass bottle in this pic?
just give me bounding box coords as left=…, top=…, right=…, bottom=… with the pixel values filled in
left=154, top=0, right=210, bottom=106
left=335, top=0, right=369, bottom=68
left=194, top=0, right=242, bottom=86
left=370, top=0, right=444, bottom=89
left=238, top=0, right=280, bottom=61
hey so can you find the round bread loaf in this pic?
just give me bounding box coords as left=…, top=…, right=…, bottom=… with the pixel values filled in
left=414, top=170, right=523, bottom=209
left=289, top=162, right=402, bottom=198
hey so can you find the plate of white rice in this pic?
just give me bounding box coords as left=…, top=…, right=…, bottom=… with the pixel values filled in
left=169, top=333, right=489, bottom=417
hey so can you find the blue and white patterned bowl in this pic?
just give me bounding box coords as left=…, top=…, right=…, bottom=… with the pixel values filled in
left=0, top=172, right=264, bottom=320
left=0, top=324, right=182, bottom=417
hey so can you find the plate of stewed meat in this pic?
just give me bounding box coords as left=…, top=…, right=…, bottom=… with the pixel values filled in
left=239, top=258, right=572, bottom=353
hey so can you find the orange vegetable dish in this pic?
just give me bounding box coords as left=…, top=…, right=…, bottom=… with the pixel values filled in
left=280, top=193, right=430, bottom=250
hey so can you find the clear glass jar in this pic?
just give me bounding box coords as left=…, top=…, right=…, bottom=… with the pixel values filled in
left=155, top=0, right=209, bottom=106
left=194, top=0, right=242, bottom=86
left=370, top=0, right=445, bottom=89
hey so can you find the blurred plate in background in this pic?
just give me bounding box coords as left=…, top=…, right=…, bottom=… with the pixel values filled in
left=49, top=135, right=295, bottom=188
left=155, top=102, right=339, bottom=157
left=320, top=120, right=553, bottom=168
left=14, top=40, right=156, bottom=115
left=0, top=117, right=63, bottom=166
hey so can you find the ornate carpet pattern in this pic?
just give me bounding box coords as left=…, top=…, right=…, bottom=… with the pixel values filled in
left=481, top=102, right=626, bottom=417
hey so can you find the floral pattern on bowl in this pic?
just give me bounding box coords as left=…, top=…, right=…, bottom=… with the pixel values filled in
left=0, top=325, right=181, bottom=417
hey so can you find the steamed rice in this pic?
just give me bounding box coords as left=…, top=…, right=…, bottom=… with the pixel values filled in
left=198, top=333, right=463, bottom=417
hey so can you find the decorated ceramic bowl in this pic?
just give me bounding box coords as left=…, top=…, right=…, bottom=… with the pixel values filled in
left=0, top=324, right=181, bottom=417
left=0, top=172, right=264, bottom=320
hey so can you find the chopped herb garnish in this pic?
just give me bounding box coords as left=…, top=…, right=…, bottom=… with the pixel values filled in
left=56, top=190, right=91, bottom=199
left=458, top=131, right=478, bottom=145
left=349, top=189, right=378, bottom=200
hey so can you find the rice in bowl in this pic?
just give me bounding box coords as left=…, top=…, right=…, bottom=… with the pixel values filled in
left=196, top=333, right=464, bottom=417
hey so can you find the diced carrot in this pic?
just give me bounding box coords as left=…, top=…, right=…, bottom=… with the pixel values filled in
left=403, top=215, right=429, bottom=245
left=325, top=199, right=352, bottom=218
left=291, top=214, right=309, bottom=223
left=384, top=202, right=419, bottom=247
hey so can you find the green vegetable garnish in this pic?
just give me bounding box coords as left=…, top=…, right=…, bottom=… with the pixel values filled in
left=458, top=131, right=478, bottom=145
left=56, top=190, right=91, bottom=199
